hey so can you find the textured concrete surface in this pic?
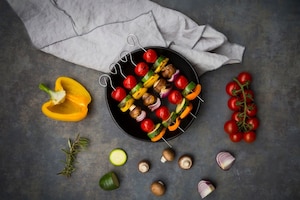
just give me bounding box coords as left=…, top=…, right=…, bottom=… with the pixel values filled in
left=0, top=0, right=299, bottom=200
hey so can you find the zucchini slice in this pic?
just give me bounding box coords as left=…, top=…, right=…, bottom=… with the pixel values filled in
left=109, top=148, right=127, bottom=166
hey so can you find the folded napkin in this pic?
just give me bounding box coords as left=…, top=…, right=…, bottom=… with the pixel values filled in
left=7, top=0, right=245, bottom=76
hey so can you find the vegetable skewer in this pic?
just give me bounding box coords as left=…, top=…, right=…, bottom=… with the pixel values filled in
left=99, top=74, right=173, bottom=145
left=126, top=34, right=204, bottom=103
left=120, top=50, right=199, bottom=120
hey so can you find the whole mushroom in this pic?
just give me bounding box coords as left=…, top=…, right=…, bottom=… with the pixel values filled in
left=178, top=155, right=193, bottom=170
left=150, top=181, right=166, bottom=196
left=160, top=148, right=175, bottom=163
left=138, top=160, right=150, bottom=173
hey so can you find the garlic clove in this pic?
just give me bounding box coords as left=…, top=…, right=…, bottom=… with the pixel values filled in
left=197, top=180, right=215, bottom=199
left=216, top=151, right=235, bottom=170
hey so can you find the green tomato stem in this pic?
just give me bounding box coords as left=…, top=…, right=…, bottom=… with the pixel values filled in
left=233, top=78, right=250, bottom=132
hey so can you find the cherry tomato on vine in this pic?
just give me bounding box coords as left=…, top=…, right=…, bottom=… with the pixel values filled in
left=224, top=120, right=239, bottom=134
left=246, top=117, right=259, bottom=131
left=231, top=111, right=244, bottom=122
left=246, top=103, right=258, bottom=117
left=237, top=72, right=252, bottom=85
left=227, top=97, right=242, bottom=111
left=243, top=131, right=256, bottom=143
left=226, top=81, right=241, bottom=96
left=230, top=132, right=243, bottom=142
left=240, top=89, right=254, bottom=103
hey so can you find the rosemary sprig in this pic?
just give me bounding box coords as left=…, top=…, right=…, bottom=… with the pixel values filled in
left=57, top=134, right=89, bottom=177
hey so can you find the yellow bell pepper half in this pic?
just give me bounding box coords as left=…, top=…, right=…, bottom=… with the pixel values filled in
left=40, top=77, right=92, bottom=122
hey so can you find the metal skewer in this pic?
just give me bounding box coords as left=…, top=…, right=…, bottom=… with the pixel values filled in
left=178, top=126, right=185, bottom=132
left=127, top=34, right=146, bottom=52
left=161, top=137, right=172, bottom=148
left=190, top=112, right=197, bottom=119
left=197, top=95, right=205, bottom=103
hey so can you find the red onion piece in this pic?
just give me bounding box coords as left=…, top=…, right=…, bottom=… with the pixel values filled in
left=216, top=151, right=235, bottom=170
left=160, top=87, right=172, bottom=98
left=167, top=69, right=180, bottom=82
left=136, top=110, right=146, bottom=122
left=197, top=180, right=215, bottom=199
left=148, top=98, right=161, bottom=111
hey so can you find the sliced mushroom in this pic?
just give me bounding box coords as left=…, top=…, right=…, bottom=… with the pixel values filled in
left=151, top=181, right=166, bottom=196
left=178, top=155, right=193, bottom=169
left=160, top=148, right=175, bottom=163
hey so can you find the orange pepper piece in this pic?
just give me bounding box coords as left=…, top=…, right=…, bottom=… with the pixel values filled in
left=168, top=117, right=181, bottom=132
left=185, top=84, right=202, bottom=101
left=179, top=103, right=193, bottom=119
left=40, top=77, right=92, bottom=122
left=151, top=127, right=167, bottom=142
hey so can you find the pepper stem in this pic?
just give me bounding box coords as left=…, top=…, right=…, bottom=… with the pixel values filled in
left=39, top=83, right=66, bottom=105
left=39, top=83, right=51, bottom=95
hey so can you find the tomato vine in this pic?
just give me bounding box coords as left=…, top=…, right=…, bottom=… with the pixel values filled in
left=224, top=72, right=259, bottom=143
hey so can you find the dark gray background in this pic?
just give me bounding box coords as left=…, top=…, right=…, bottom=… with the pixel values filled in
left=1, top=0, right=299, bottom=199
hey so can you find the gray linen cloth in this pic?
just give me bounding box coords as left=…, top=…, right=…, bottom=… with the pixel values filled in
left=7, top=0, right=245, bottom=76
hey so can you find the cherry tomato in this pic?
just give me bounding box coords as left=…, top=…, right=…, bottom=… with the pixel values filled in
left=168, top=90, right=183, bottom=104
left=243, top=131, right=256, bottom=143
left=246, top=103, right=258, bottom=117
left=240, top=89, right=254, bottom=103
left=111, top=87, right=127, bottom=102
left=135, top=62, right=149, bottom=76
left=174, top=75, right=189, bottom=90
left=226, top=81, right=241, bottom=96
left=246, top=117, right=259, bottom=131
left=224, top=120, right=239, bottom=134
left=227, top=97, right=242, bottom=111
left=155, top=106, right=170, bottom=120
left=140, top=118, right=155, bottom=132
left=123, top=75, right=137, bottom=90
left=229, top=132, right=243, bottom=142
left=237, top=72, right=252, bottom=85
left=143, top=49, right=157, bottom=63
left=231, top=111, right=244, bottom=122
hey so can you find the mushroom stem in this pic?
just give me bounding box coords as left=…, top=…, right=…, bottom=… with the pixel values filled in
left=160, top=156, right=167, bottom=163
left=138, top=161, right=150, bottom=173
left=178, top=155, right=193, bottom=169
left=160, top=148, right=175, bottom=163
